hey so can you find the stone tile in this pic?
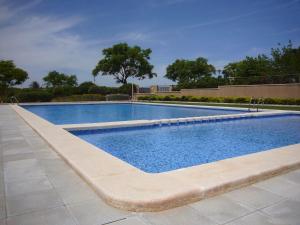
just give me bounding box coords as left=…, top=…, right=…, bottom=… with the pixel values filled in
left=34, top=150, right=59, bottom=160
left=0, top=219, right=5, bottom=225
left=4, top=159, right=46, bottom=182
left=226, top=212, right=275, bottom=225
left=280, top=170, right=300, bottom=185
left=6, top=206, right=77, bottom=225
left=1, top=139, right=27, bottom=150
left=190, top=196, right=252, bottom=224
left=254, top=176, right=300, bottom=201
left=5, top=177, right=53, bottom=197
left=224, top=186, right=283, bottom=209
left=68, top=199, right=129, bottom=225
left=261, top=199, right=300, bottom=225
left=3, top=153, right=35, bottom=162
left=56, top=180, right=98, bottom=205
left=47, top=169, right=83, bottom=188
left=110, top=217, right=149, bottom=225
left=0, top=172, right=4, bottom=197
left=142, top=206, right=216, bottom=225
left=6, top=189, right=63, bottom=216
left=0, top=195, right=6, bottom=219
left=0, top=135, right=23, bottom=142
left=39, top=159, right=71, bottom=175
left=3, top=147, right=33, bottom=156
left=26, top=138, right=48, bottom=149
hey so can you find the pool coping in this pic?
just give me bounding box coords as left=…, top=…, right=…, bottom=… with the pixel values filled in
left=11, top=103, right=300, bottom=212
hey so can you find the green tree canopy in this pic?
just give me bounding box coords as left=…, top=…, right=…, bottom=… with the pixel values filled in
left=92, top=43, right=156, bottom=84
left=271, top=41, right=300, bottom=75
left=43, top=71, right=77, bottom=88
left=223, top=42, right=300, bottom=84
left=165, top=57, right=216, bottom=88
left=222, top=55, right=272, bottom=82
left=29, top=81, right=40, bottom=89
left=77, top=81, right=96, bottom=94
left=0, top=60, right=28, bottom=101
left=0, top=60, right=28, bottom=88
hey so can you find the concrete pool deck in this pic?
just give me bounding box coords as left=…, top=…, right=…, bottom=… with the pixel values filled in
left=1, top=105, right=300, bottom=225
left=9, top=103, right=300, bottom=212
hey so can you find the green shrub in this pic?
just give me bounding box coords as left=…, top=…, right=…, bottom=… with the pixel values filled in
left=207, top=97, right=221, bottom=103
left=77, top=82, right=96, bottom=94
left=137, top=95, right=300, bottom=105
left=163, top=95, right=172, bottom=101
left=189, top=96, right=199, bottom=102
left=235, top=97, right=250, bottom=103
left=137, top=96, right=147, bottom=100
left=264, top=98, right=278, bottom=104
left=16, top=90, right=53, bottom=102
left=88, top=86, right=117, bottom=95
left=223, top=97, right=235, bottom=103
left=49, top=86, right=78, bottom=97
left=199, top=96, right=209, bottom=102
left=52, top=94, right=105, bottom=102
left=279, top=98, right=297, bottom=105
left=106, top=94, right=130, bottom=101
left=118, top=83, right=138, bottom=96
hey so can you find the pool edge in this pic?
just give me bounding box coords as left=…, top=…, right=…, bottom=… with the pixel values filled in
left=11, top=104, right=300, bottom=212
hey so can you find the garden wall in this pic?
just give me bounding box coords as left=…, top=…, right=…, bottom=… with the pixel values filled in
left=136, top=83, right=300, bottom=99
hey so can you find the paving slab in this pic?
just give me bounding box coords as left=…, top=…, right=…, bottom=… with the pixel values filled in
left=279, top=170, right=300, bottom=185
left=1, top=105, right=300, bottom=224
left=4, top=159, right=46, bottom=182
left=226, top=211, right=276, bottom=225
left=190, top=195, right=252, bottom=224
left=67, top=199, right=129, bottom=225
left=55, top=180, right=99, bottom=205
left=6, top=206, right=77, bottom=225
left=6, top=189, right=63, bottom=216
left=254, top=176, right=300, bottom=201
left=3, top=152, right=35, bottom=163
left=224, top=186, right=283, bottom=210
left=110, top=217, right=149, bottom=225
left=142, top=206, right=217, bottom=225
left=0, top=195, right=5, bottom=219
left=5, top=177, right=53, bottom=197
left=46, top=169, right=83, bottom=188
left=261, top=199, right=300, bottom=225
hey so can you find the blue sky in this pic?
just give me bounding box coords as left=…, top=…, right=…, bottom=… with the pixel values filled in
left=0, top=0, right=299, bottom=87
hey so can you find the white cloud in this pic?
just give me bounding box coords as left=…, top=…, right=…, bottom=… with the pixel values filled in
left=0, top=0, right=169, bottom=87
left=0, top=0, right=109, bottom=85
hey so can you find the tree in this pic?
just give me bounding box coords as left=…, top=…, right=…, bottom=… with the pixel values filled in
left=165, top=57, right=216, bottom=88
left=271, top=41, right=300, bottom=75
left=43, top=71, right=77, bottom=88
left=222, top=55, right=273, bottom=84
left=118, top=83, right=138, bottom=96
left=77, top=81, right=96, bottom=94
left=0, top=60, right=28, bottom=101
left=92, top=43, right=156, bottom=84
left=29, top=81, right=40, bottom=89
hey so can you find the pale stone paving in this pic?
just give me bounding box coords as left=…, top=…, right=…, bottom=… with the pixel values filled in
left=0, top=105, right=300, bottom=225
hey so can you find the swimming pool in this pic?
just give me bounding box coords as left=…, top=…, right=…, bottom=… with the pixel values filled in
left=72, top=114, right=300, bottom=173
left=22, top=103, right=245, bottom=124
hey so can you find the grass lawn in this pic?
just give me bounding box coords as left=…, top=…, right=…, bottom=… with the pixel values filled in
left=144, top=101, right=300, bottom=111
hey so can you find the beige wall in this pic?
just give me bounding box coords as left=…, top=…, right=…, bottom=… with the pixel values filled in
left=136, top=83, right=300, bottom=99
left=182, top=83, right=300, bottom=98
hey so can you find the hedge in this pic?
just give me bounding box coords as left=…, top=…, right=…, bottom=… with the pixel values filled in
left=106, top=94, right=130, bottom=101
left=16, top=90, right=53, bottom=102
left=52, top=94, right=105, bottom=102
left=137, top=95, right=300, bottom=105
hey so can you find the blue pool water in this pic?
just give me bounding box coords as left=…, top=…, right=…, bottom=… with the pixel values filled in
left=72, top=114, right=300, bottom=173
left=22, top=103, right=244, bottom=124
